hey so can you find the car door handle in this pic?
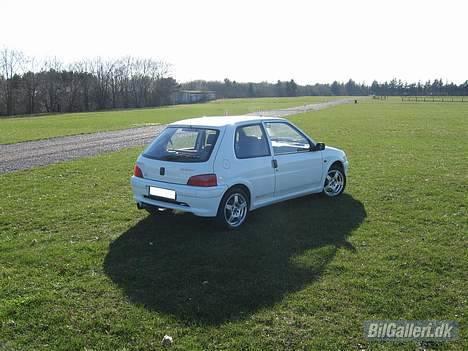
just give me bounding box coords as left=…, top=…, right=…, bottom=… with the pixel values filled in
left=272, top=159, right=278, bottom=169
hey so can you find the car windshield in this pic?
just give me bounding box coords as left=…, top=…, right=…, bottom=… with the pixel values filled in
left=143, top=127, right=219, bottom=162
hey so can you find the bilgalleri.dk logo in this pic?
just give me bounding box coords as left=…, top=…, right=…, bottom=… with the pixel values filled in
left=364, top=320, right=458, bottom=341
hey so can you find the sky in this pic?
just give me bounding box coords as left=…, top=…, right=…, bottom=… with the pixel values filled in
left=1, top=0, right=467, bottom=84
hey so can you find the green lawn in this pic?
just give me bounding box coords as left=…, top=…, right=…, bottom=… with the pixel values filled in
left=0, top=100, right=466, bottom=350
left=0, top=96, right=336, bottom=144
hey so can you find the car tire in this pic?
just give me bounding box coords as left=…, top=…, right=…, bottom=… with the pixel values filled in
left=322, top=164, right=346, bottom=197
left=216, top=187, right=249, bottom=229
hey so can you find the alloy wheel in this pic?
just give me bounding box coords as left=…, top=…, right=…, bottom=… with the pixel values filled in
left=324, top=169, right=345, bottom=197
left=224, top=193, right=248, bottom=227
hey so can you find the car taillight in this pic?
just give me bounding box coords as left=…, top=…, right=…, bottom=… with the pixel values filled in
left=187, top=174, right=217, bottom=187
left=134, top=164, right=143, bottom=178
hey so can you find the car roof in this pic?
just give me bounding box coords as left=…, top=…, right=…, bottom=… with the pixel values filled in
left=169, top=115, right=286, bottom=128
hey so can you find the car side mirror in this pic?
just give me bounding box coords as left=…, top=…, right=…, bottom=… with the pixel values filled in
left=311, top=142, right=325, bottom=151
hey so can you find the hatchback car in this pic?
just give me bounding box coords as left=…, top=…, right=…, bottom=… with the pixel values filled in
left=131, top=116, right=348, bottom=229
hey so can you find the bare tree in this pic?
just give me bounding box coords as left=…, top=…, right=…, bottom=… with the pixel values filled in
left=73, top=60, right=93, bottom=111
left=92, top=57, right=116, bottom=110
left=0, top=48, right=25, bottom=115
left=40, top=57, right=63, bottom=112
left=22, top=56, right=43, bottom=114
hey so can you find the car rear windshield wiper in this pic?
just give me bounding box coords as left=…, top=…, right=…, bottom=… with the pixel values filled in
left=161, top=153, right=201, bottom=161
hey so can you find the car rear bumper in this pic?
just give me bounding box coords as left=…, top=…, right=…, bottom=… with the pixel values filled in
left=131, top=176, right=227, bottom=217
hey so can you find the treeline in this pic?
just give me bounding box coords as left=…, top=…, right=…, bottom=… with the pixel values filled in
left=182, top=79, right=327, bottom=97
left=0, top=48, right=177, bottom=116
left=1, top=48, right=467, bottom=117
left=182, top=78, right=468, bottom=99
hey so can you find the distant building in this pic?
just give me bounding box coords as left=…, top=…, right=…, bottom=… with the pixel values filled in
left=173, top=90, right=216, bottom=104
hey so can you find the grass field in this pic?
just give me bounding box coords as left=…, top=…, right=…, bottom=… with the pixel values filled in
left=0, top=99, right=466, bottom=350
left=0, top=96, right=336, bottom=144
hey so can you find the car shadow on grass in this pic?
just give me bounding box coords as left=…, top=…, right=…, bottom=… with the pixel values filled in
left=104, top=193, right=366, bottom=325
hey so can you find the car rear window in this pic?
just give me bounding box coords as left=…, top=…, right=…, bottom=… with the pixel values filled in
left=143, top=127, right=219, bottom=162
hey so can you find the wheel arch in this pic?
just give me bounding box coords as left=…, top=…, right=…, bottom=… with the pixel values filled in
left=328, top=160, right=344, bottom=171
left=219, top=182, right=252, bottom=209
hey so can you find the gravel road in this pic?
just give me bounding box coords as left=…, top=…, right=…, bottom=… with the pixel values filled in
left=0, top=98, right=354, bottom=174
left=247, top=98, right=354, bottom=117
left=0, top=125, right=165, bottom=174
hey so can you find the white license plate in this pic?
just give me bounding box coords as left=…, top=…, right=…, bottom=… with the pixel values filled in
left=149, top=186, right=176, bottom=200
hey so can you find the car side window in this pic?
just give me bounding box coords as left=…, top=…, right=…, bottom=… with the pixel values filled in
left=235, top=124, right=271, bottom=159
left=264, top=122, right=311, bottom=155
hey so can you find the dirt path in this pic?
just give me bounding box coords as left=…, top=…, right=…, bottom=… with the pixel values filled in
left=246, top=98, right=354, bottom=117
left=0, top=98, right=354, bottom=174
left=0, top=125, right=165, bottom=174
